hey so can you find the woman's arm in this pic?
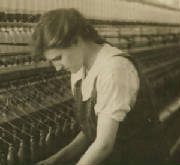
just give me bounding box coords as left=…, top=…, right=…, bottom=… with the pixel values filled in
left=37, top=131, right=90, bottom=165
left=76, top=56, right=139, bottom=165
left=77, top=114, right=119, bottom=165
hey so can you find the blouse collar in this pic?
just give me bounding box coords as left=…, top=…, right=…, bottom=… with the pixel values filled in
left=83, top=43, right=122, bottom=78
left=71, top=44, right=123, bottom=98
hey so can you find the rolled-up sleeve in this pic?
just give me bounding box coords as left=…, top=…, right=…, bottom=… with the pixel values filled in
left=94, top=57, right=140, bottom=122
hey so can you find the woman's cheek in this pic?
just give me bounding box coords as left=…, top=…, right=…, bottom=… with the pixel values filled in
left=66, top=56, right=76, bottom=67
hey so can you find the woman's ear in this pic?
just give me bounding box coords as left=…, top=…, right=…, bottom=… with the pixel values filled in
left=72, top=36, right=84, bottom=46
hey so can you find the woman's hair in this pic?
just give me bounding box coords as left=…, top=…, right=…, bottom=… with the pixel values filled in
left=31, top=8, right=105, bottom=61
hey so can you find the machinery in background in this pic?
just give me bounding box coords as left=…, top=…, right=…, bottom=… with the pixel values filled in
left=0, top=1, right=180, bottom=164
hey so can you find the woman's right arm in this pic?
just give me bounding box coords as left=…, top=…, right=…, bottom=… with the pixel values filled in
left=37, top=131, right=90, bottom=165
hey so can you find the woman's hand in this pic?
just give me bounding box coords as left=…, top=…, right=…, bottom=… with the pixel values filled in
left=36, top=131, right=89, bottom=165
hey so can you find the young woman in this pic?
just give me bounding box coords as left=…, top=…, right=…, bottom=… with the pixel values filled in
left=32, top=8, right=160, bottom=165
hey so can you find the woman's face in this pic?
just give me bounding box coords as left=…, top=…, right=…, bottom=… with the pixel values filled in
left=44, top=42, right=84, bottom=73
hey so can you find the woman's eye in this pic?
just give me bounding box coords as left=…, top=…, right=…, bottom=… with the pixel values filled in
left=52, top=55, right=62, bottom=61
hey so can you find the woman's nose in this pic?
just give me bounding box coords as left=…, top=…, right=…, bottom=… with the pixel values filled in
left=55, top=65, right=64, bottom=71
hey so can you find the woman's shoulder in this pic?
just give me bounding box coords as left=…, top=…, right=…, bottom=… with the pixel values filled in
left=102, top=54, right=137, bottom=75
left=97, top=54, right=140, bottom=91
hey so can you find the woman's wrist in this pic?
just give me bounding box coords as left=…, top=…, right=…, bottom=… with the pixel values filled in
left=52, top=149, right=67, bottom=163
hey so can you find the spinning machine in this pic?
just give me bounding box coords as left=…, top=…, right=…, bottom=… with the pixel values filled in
left=0, top=0, right=180, bottom=164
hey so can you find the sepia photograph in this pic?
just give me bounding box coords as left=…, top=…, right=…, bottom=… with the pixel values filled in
left=0, top=0, right=180, bottom=164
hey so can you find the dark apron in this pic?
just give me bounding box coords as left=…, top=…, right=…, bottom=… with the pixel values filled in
left=73, top=55, right=166, bottom=164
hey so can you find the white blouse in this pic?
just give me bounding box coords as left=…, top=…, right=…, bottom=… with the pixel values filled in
left=71, top=44, right=139, bottom=122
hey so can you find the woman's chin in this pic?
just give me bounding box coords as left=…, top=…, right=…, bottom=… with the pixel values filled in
left=68, top=66, right=81, bottom=74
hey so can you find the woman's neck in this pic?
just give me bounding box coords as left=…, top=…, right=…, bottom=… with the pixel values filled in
left=83, top=42, right=104, bottom=73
